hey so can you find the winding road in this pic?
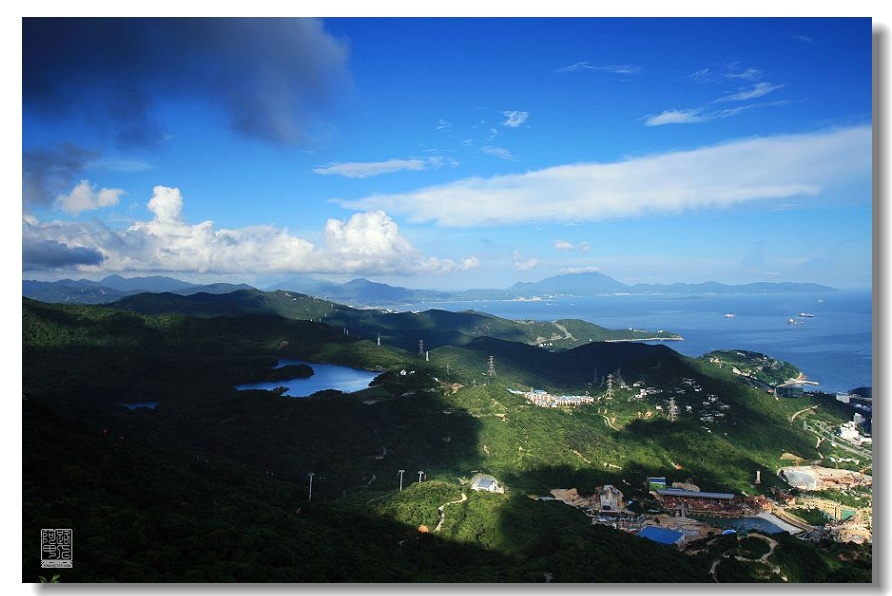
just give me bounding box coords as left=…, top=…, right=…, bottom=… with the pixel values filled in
left=434, top=492, right=468, bottom=532
left=709, top=534, right=783, bottom=582
left=790, top=405, right=818, bottom=423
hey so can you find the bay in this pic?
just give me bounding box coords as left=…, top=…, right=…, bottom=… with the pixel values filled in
left=393, top=290, right=872, bottom=395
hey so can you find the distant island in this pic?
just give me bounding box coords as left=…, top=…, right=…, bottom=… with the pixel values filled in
left=22, top=271, right=837, bottom=307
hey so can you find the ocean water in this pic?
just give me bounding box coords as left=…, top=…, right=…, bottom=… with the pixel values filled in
left=395, top=290, right=872, bottom=395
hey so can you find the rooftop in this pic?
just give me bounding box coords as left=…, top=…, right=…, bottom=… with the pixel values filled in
left=638, top=526, right=685, bottom=546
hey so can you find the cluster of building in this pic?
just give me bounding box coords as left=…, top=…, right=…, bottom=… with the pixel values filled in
left=837, top=414, right=872, bottom=446
left=545, top=481, right=740, bottom=548
left=647, top=477, right=744, bottom=517
left=630, top=383, right=662, bottom=400
left=507, top=387, right=594, bottom=408
left=542, top=472, right=872, bottom=550
left=778, top=465, right=871, bottom=492
left=653, top=488, right=741, bottom=517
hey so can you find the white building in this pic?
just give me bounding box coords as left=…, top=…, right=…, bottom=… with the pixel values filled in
left=838, top=421, right=872, bottom=446
left=470, top=473, right=504, bottom=493
left=598, top=485, right=625, bottom=512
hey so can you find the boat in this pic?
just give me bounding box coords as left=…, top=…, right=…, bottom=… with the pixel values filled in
left=724, top=313, right=736, bottom=319
left=798, top=313, right=814, bottom=318
left=787, top=318, right=804, bottom=325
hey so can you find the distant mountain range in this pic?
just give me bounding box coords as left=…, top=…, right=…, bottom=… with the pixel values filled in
left=22, top=275, right=253, bottom=304
left=507, top=272, right=837, bottom=299
left=22, top=271, right=837, bottom=306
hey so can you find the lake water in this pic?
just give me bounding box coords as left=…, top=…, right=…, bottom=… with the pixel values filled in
left=121, top=401, right=160, bottom=410
left=236, top=359, right=380, bottom=398
left=394, top=290, right=872, bottom=394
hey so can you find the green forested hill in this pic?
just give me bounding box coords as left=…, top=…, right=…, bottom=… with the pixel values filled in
left=110, top=288, right=682, bottom=351
left=22, top=297, right=869, bottom=583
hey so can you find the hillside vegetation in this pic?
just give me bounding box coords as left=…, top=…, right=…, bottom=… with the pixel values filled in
left=111, top=288, right=682, bottom=351
left=22, top=296, right=868, bottom=583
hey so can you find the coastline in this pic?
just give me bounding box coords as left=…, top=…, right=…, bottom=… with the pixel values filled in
left=604, top=337, right=684, bottom=342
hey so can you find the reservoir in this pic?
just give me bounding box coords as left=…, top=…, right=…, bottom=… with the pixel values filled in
left=236, top=359, right=380, bottom=398
left=121, top=401, right=160, bottom=410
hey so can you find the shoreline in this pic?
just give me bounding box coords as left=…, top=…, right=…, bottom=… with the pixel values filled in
left=604, top=337, right=684, bottom=342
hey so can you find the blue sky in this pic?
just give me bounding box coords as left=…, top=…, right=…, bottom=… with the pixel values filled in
left=21, top=16, right=875, bottom=290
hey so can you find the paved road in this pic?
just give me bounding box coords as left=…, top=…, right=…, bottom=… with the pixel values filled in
left=710, top=534, right=782, bottom=582
left=434, top=492, right=468, bottom=532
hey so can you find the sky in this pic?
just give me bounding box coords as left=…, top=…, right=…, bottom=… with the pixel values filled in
left=20, top=15, right=877, bottom=291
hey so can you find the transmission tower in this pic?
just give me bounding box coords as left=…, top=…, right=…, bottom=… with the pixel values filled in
left=668, top=397, right=678, bottom=421
left=487, top=355, right=496, bottom=377
left=419, top=339, right=425, bottom=355
left=605, top=374, right=614, bottom=400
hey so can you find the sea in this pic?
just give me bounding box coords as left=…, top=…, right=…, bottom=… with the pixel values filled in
left=392, top=290, right=873, bottom=395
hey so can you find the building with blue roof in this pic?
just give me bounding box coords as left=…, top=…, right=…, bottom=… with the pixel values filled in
left=637, top=526, right=686, bottom=548
left=469, top=473, right=504, bottom=494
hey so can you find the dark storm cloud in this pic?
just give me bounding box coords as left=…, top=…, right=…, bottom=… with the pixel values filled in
left=23, top=144, right=99, bottom=211
left=22, top=239, right=105, bottom=270
left=23, top=17, right=351, bottom=147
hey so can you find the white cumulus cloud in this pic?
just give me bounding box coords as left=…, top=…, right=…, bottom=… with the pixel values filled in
left=55, top=179, right=124, bottom=214
left=24, top=186, right=475, bottom=277
left=513, top=251, right=538, bottom=271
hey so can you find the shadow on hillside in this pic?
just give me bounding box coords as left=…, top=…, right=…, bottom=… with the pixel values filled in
left=22, top=299, right=818, bottom=583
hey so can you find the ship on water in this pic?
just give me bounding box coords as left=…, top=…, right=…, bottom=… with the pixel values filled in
left=798, top=312, right=814, bottom=318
